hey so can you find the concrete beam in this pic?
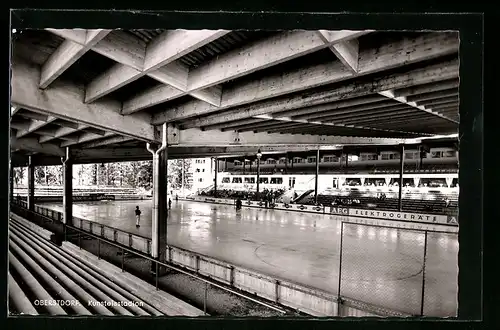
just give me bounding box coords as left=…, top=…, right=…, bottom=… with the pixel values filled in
left=11, top=56, right=157, bottom=142
left=247, top=113, right=426, bottom=136
left=40, top=30, right=110, bottom=89
left=187, top=30, right=369, bottom=92
left=78, top=135, right=135, bottom=148
left=200, top=118, right=268, bottom=131
left=81, top=127, right=106, bottom=136
left=10, top=122, right=31, bottom=131
left=125, top=30, right=371, bottom=114
left=378, top=90, right=458, bottom=123
left=416, top=96, right=459, bottom=107
left=312, top=104, right=412, bottom=123
left=16, top=117, right=57, bottom=138
left=180, top=58, right=459, bottom=129
left=38, top=125, right=86, bottom=144
left=318, top=31, right=360, bottom=73
left=16, top=111, right=49, bottom=122
left=152, top=32, right=459, bottom=124
left=11, top=136, right=65, bottom=157
left=53, top=120, right=81, bottom=129
left=393, top=78, right=459, bottom=97
left=273, top=95, right=389, bottom=118
left=405, top=89, right=458, bottom=103
left=91, top=30, right=147, bottom=71
left=144, top=30, right=229, bottom=72
left=46, top=29, right=87, bottom=44
left=84, top=31, right=228, bottom=103
left=60, top=131, right=115, bottom=147
left=169, top=127, right=406, bottom=146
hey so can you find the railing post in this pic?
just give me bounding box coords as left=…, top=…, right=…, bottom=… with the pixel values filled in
left=204, top=282, right=208, bottom=315
left=168, top=246, right=172, bottom=263
left=155, top=262, right=159, bottom=290
left=337, top=221, right=344, bottom=316
left=121, top=248, right=125, bottom=271
left=98, top=239, right=101, bottom=259
left=196, top=255, right=200, bottom=273
left=78, top=231, right=81, bottom=249
left=275, top=280, right=280, bottom=304
left=229, top=266, right=235, bottom=286
left=420, top=230, right=428, bottom=316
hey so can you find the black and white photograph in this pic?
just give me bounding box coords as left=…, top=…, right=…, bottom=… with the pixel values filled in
left=8, top=13, right=471, bottom=319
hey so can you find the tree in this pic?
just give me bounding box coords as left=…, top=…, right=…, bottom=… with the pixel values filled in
left=167, top=159, right=192, bottom=190
left=13, top=167, right=26, bottom=186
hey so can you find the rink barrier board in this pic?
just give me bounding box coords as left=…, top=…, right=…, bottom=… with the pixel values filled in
left=11, top=200, right=407, bottom=317
left=183, top=196, right=458, bottom=233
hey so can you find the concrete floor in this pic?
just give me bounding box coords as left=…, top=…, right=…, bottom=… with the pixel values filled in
left=42, top=199, right=458, bottom=317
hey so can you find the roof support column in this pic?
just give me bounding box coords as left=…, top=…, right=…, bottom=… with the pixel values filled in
left=27, top=156, right=35, bottom=212
left=398, top=144, right=405, bottom=211
left=61, top=148, right=73, bottom=237
left=147, top=123, right=168, bottom=276
left=256, top=157, right=261, bottom=200
left=10, top=162, right=14, bottom=201
left=214, top=158, right=218, bottom=198
left=314, top=149, right=320, bottom=204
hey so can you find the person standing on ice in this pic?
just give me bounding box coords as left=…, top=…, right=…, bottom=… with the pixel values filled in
left=168, top=198, right=172, bottom=210
left=135, top=206, right=141, bottom=228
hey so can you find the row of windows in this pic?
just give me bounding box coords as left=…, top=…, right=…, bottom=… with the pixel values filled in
left=233, top=151, right=456, bottom=165
left=222, top=177, right=284, bottom=184
left=195, top=159, right=207, bottom=164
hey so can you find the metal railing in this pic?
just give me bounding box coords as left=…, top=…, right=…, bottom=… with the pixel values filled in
left=10, top=198, right=458, bottom=317
left=9, top=201, right=287, bottom=316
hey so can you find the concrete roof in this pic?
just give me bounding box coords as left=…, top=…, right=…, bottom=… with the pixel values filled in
left=10, top=29, right=459, bottom=165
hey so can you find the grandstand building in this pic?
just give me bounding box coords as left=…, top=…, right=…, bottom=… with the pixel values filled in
left=209, top=137, right=458, bottom=216
left=191, top=158, right=215, bottom=193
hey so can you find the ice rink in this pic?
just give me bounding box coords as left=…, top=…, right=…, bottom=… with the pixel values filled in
left=42, top=199, right=458, bottom=316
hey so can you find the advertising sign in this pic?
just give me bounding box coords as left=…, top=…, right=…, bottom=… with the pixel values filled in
left=349, top=208, right=449, bottom=224
left=329, top=207, right=349, bottom=215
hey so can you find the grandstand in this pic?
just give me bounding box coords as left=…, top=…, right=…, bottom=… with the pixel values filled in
left=13, top=185, right=150, bottom=202
left=8, top=213, right=204, bottom=316
left=199, top=139, right=459, bottom=216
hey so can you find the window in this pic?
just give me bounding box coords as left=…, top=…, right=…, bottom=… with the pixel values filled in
left=270, top=177, right=283, bottom=184
left=244, top=177, right=255, bottom=183
left=323, top=156, right=338, bottom=162
left=259, top=177, right=269, bottom=184
left=360, top=154, right=377, bottom=161
left=431, top=151, right=442, bottom=158
left=405, top=152, right=417, bottom=160
left=307, top=157, right=316, bottom=163
left=232, top=177, right=242, bottom=183
left=278, top=158, right=286, bottom=164
left=381, top=153, right=399, bottom=160
left=443, top=150, right=456, bottom=158
left=196, top=168, right=200, bottom=172
left=222, top=177, right=230, bottom=183
left=267, top=159, right=276, bottom=164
